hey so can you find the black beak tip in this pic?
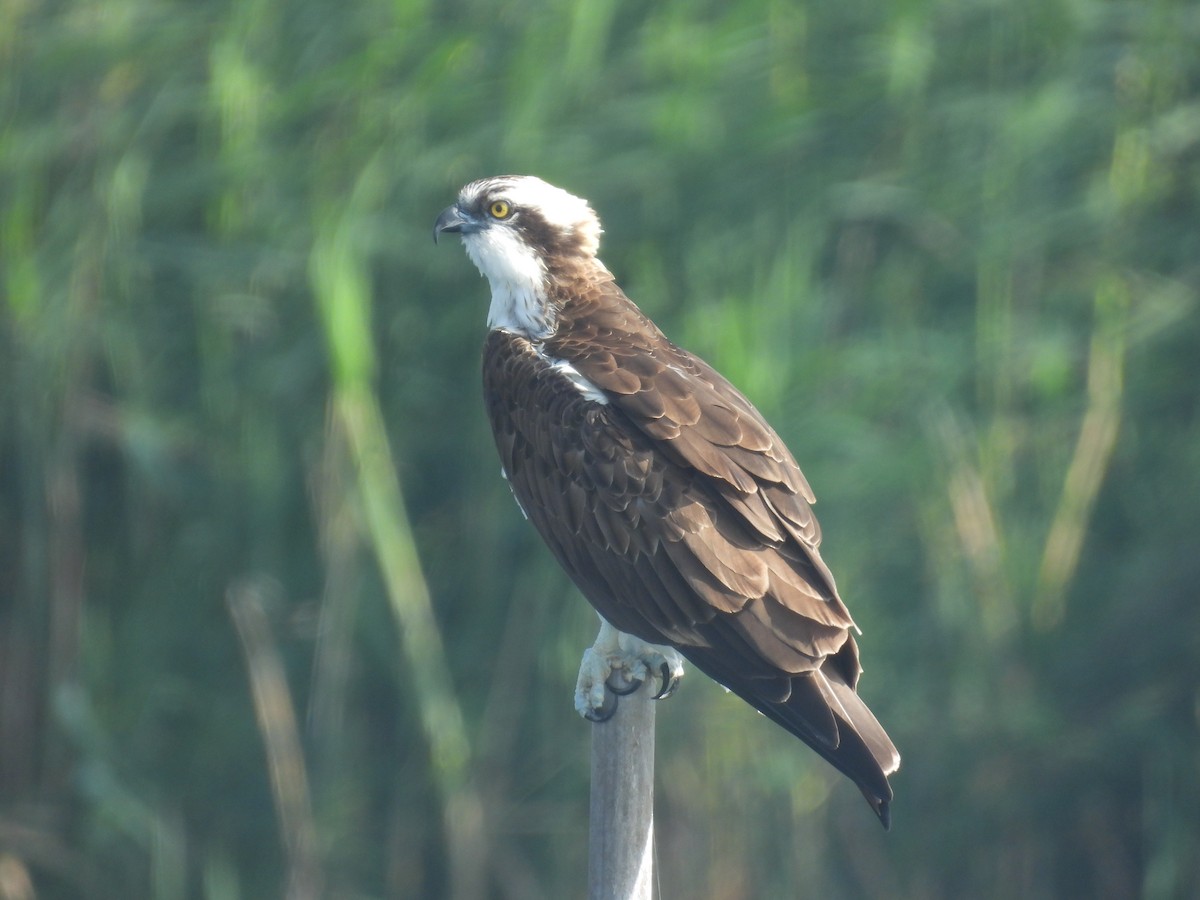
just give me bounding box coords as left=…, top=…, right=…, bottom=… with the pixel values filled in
left=433, top=205, right=471, bottom=245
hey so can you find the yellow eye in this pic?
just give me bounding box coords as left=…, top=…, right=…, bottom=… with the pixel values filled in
left=489, top=200, right=511, bottom=219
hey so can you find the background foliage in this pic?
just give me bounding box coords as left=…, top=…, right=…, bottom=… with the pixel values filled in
left=2, top=0, right=1199, bottom=897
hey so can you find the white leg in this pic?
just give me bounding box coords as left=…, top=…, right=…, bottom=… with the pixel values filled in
left=574, top=617, right=686, bottom=721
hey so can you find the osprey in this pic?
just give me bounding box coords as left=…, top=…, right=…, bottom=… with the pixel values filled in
left=435, top=176, right=900, bottom=827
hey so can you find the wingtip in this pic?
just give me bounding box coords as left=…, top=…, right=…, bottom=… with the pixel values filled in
left=859, top=785, right=892, bottom=830
left=874, top=798, right=892, bottom=831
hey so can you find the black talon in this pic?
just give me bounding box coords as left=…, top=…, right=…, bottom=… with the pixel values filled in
left=652, top=661, right=679, bottom=700
left=583, top=688, right=618, bottom=722
left=606, top=668, right=644, bottom=696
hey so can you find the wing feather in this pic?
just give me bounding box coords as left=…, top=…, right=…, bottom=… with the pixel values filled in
left=483, top=291, right=897, bottom=822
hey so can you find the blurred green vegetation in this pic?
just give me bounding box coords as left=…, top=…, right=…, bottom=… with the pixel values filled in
left=2, top=0, right=1199, bottom=897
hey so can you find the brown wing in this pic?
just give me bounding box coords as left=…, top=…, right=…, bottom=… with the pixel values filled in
left=484, top=300, right=899, bottom=824
left=545, top=282, right=858, bottom=637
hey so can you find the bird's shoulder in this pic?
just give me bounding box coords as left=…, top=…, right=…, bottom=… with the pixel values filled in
left=482, top=326, right=661, bottom=508
left=543, top=281, right=829, bottom=561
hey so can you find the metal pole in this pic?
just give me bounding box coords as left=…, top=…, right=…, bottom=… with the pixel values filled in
left=588, top=680, right=655, bottom=900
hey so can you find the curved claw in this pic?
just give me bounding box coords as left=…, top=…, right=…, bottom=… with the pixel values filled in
left=606, top=668, right=645, bottom=696
left=652, top=661, right=682, bottom=700
left=575, top=623, right=686, bottom=720
left=582, top=688, right=618, bottom=722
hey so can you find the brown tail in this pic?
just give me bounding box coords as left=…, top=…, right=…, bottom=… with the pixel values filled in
left=686, top=641, right=900, bottom=828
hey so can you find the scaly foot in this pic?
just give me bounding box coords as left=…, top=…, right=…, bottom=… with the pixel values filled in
left=574, top=619, right=686, bottom=721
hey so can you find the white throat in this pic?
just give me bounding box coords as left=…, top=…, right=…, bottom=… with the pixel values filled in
left=463, top=228, right=554, bottom=338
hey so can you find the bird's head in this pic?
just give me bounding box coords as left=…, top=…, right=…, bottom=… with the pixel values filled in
left=434, top=176, right=604, bottom=336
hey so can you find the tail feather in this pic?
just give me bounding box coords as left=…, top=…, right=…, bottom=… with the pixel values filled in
left=685, top=648, right=899, bottom=829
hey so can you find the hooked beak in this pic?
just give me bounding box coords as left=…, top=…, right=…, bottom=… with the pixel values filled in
left=433, top=205, right=482, bottom=244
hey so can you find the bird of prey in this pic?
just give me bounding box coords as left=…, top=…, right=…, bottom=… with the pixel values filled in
left=434, top=176, right=900, bottom=827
